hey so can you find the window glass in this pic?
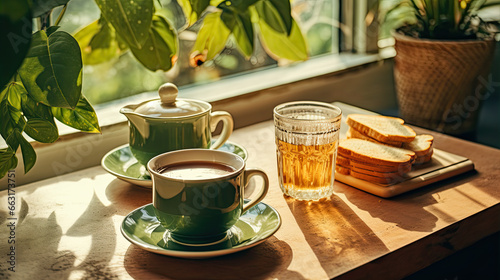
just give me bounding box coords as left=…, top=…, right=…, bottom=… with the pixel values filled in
left=56, top=0, right=340, bottom=105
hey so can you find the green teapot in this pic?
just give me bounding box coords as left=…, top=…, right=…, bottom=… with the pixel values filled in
left=120, top=83, right=234, bottom=166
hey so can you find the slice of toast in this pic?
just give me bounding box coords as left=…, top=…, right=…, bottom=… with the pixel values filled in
left=337, top=155, right=412, bottom=174
left=346, top=114, right=416, bottom=143
left=336, top=165, right=405, bottom=184
left=342, top=164, right=402, bottom=177
left=402, top=134, right=434, bottom=157
left=413, top=149, right=434, bottom=165
left=338, top=138, right=415, bottom=166
left=347, top=130, right=434, bottom=163
left=346, top=127, right=403, bottom=147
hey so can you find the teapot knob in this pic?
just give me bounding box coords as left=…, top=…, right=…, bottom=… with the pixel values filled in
left=158, top=83, right=178, bottom=105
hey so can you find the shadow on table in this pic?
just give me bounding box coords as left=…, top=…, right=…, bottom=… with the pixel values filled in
left=0, top=209, right=73, bottom=279
left=123, top=236, right=305, bottom=279
left=0, top=192, right=120, bottom=279
left=29, top=177, right=159, bottom=279
left=285, top=195, right=389, bottom=278
left=64, top=191, right=120, bottom=278
left=334, top=170, right=479, bottom=233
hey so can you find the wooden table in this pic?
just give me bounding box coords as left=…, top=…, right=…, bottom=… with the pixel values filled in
left=1, top=104, right=499, bottom=279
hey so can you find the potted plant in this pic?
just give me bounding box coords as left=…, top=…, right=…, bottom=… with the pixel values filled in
left=0, top=0, right=308, bottom=179
left=384, top=0, right=499, bottom=138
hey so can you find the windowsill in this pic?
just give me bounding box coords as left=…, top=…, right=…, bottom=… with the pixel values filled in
left=2, top=50, right=398, bottom=187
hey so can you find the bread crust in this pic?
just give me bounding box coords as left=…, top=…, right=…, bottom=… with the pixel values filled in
left=338, top=139, right=415, bottom=166
left=336, top=165, right=351, bottom=175
left=413, top=150, right=433, bottom=164
left=347, top=114, right=416, bottom=143
left=337, top=155, right=411, bottom=174
left=347, top=127, right=403, bottom=147
left=402, top=134, right=434, bottom=157
left=336, top=165, right=405, bottom=184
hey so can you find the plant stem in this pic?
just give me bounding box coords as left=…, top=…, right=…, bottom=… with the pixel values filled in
left=39, top=12, right=52, bottom=30
left=54, top=4, right=68, bottom=26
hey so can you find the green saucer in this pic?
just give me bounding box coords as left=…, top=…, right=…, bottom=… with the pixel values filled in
left=101, top=141, right=248, bottom=188
left=120, top=201, right=281, bottom=259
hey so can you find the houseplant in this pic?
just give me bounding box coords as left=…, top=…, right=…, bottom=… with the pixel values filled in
left=0, top=0, right=307, bottom=179
left=384, top=0, right=498, bottom=138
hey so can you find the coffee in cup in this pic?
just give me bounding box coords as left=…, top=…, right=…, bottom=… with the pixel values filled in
left=159, top=161, right=235, bottom=180
left=148, top=149, right=269, bottom=244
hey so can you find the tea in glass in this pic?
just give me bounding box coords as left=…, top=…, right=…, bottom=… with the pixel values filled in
left=274, top=101, right=341, bottom=200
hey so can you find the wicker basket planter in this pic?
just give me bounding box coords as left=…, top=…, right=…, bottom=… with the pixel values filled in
left=393, top=32, right=496, bottom=137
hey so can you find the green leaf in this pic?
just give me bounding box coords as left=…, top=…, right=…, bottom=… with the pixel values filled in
left=19, top=88, right=59, bottom=143
left=10, top=129, right=36, bottom=173
left=22, top=118, right=59, bottom=143
left=5, top=129, right=20, bottom=151
left=0, top=148, right=17, bottom=179
left=190, top=0, right=210, bottom=20
left=191, top=12, right=230, bottom=62
left=32, top=0, right=70, bottom=17
left=0, top=86, right=24, bottom=138
left=46, top=26, right=61, bottom=36
left=74, top=17, right=125, bottom=65
left=178, top=0, right=210, bottom=26
left=0, top=0, right=32, bottom=89
left=116, top=33, right=129, bottom=51
left=0, top=100, right=17, bottom=138
left=258, top=18, right=307, bottom=61
left=21, top=89, right=55, bottom=122
left=220, top=6, right=254, bottom=58
left=18, top=30, right=83, bottom=109
left=219, top=0, right=259, bottom=11
left=7, top=82, right=23, bottom=108
left=0, top=84, right=7, bottom=101
left=95, top=0, right=154, bottom=49
left=6, top=82, right=24, bottom=123
left=210, top=0, right=224, bottom=6
left=254, top=0, right=292, bottom=35
left=52, top=96, right=101, bottom=133
left=17, top=131, right=36, bottom=173
left=129, top=14, right=178, bottom=71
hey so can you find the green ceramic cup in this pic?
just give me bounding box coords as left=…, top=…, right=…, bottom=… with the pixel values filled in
left=147, top=149, right=269, bottom=244
left=120, top=83, right=234, bottom=166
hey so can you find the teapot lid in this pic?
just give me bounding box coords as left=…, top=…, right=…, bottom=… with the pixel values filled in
left=133, top=83, right=205, bottom=117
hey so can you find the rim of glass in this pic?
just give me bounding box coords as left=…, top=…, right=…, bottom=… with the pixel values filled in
left=273, top=101, right=342, bottom=122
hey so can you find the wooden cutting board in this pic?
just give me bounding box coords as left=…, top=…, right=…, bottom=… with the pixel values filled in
left=333, top=102, right=475, bottom=198
left=334, top=148, right=474, bottom=198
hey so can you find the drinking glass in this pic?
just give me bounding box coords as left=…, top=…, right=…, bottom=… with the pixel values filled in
left=274, top=101, right=342, bottom=201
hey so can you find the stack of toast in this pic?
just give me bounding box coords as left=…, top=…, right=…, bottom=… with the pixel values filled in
left=336, top=114, right=434, bottom=184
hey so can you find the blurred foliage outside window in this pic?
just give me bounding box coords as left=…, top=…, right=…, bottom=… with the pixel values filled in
left=56, top=0, right=338, bottom=105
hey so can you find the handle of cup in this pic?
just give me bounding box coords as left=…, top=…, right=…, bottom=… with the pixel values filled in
left=209, top=111, right=234, bottom=150
left=242, top=168, right=269, bottom=213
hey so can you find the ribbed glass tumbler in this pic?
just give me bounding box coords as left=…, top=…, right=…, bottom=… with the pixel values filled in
left=274, top=101, right=342, bottom=201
